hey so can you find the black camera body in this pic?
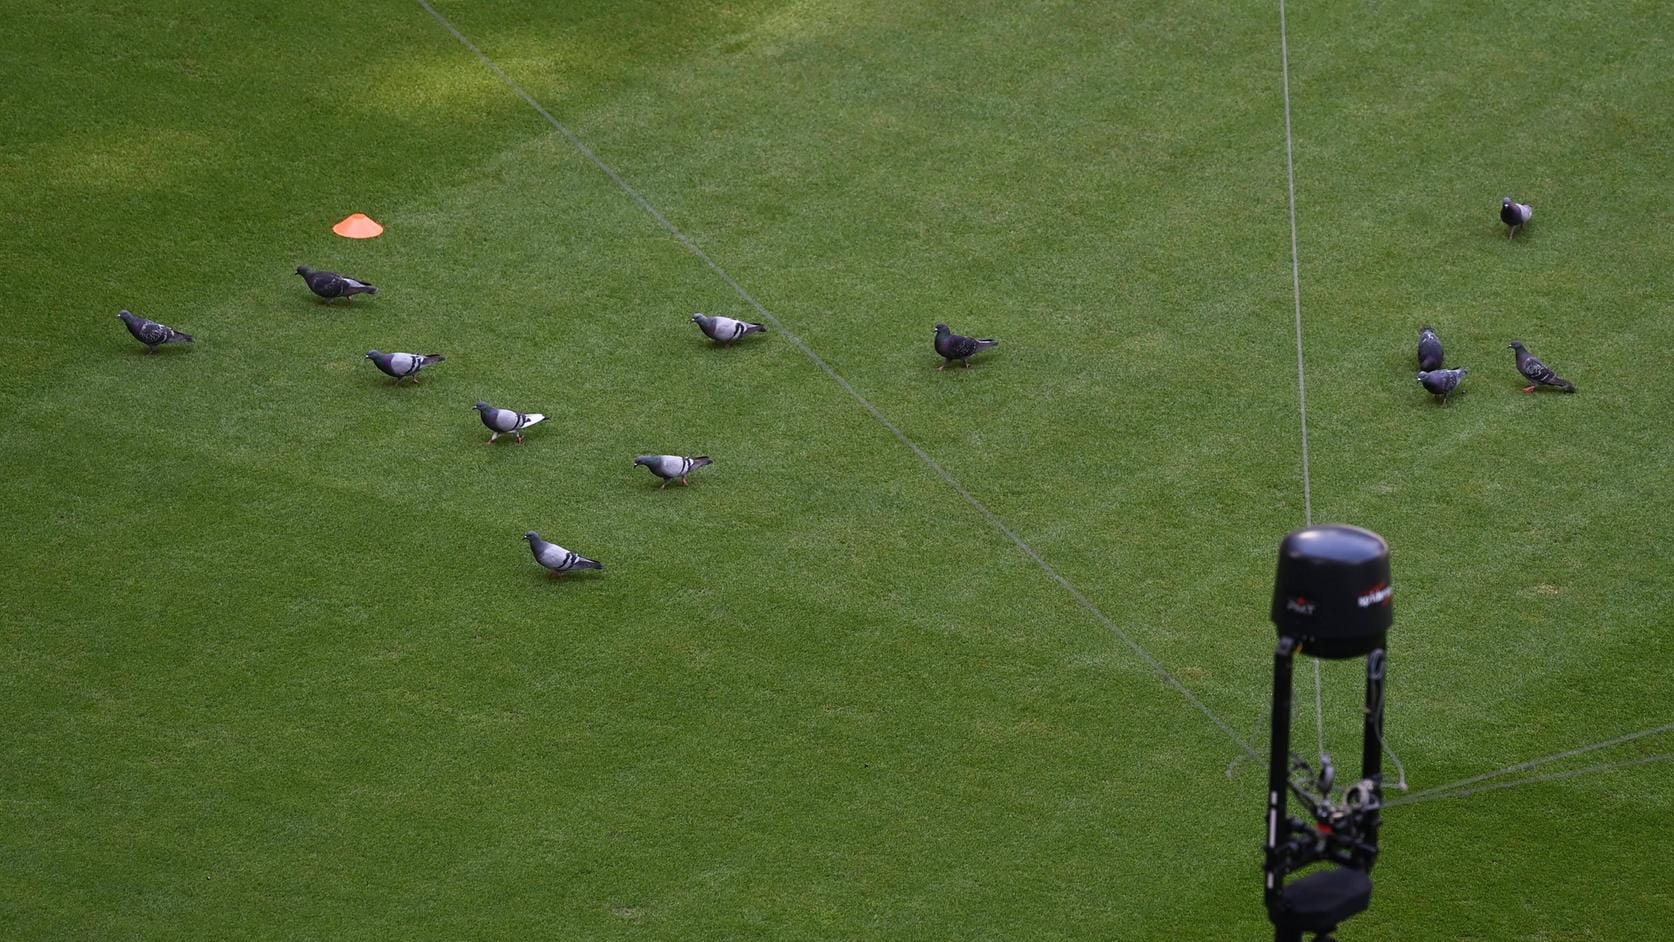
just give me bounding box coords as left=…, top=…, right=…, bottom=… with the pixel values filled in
left=1264, top=525, right=1392, bottom=942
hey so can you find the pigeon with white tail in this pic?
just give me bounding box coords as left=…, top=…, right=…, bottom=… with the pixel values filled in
left=474, top=401, right=546, bottom=443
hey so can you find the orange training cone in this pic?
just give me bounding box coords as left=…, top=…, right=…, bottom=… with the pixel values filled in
left=333, top=213, right=384, bottom=239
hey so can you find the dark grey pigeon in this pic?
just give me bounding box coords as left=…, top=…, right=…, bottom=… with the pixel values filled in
left=474, top=400, right=546, bottom=443
left=1509, top=341, right=1575, bottom=393
left=117, top=309, right=193, bottom=353
left=1417, top=367, right=1468, bottom=404
left=366, top=350, right=444, bottom=385
left=524, top=531, right=602, bottom=576
left=933, top=323, right=999, bottom=370
left=1418, top=326, right=1444, bottom=372
left=692, top=312, right=766, bottom=346
left=1500, top=197, right=1533, bottom=239
left=296, top=265, right=377, bottom=301
left=634, top=454, right=713, bottom=489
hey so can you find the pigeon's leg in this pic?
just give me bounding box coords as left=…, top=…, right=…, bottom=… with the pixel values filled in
left=1522, top=385, right=1537, bottom=393
left=936, top=362, right=946, bottom=371
left=487, top=433, right=498, bottom=444
left=515, top=433, right=525, bottom=444
left=963, top=359, right=973, bottom=368
left=680, top=477, right=690, bottom=486
left=410, top=375, right=420, bottom=385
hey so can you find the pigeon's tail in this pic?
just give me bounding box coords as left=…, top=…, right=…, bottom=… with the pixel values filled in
left=351, top=284, right=379, bottom=296
left=423, top=354, right=445, bottom=363
left=522, top=414, right=547, bottom=427
left=691, top=456, right=713, bottom=469
left=1555, top=376, right=1576, bottom=393
left=745, top=322, right=767, bottom=334
left=974, top=338, right=1000, bottom=352
left=169, top=330, right=195, bottom=344
left=574, top=556, right=604, bottom=571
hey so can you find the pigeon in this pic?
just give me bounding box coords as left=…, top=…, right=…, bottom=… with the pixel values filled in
left=634, top=454, right=713, bottom=489
left=1418, top=325, right=1445, bottom=372
left=1509, top=341, right=1575, bottom=393
left=692, top=312, right=766, bottom=346
left=933, top=323, right=999, bottom=370
left=366, top=350, right=444, bottom=384
left=1417, top=367, right=1468, bottom=404
left=296, top=266, right=378, bottom=302
left=524, top=531, right=603, bottom=576
left=117, top=309, right=194, bottom=353
left=474, top=401, right=546, bottom=443
left=1500, top=197, right=1533, bottom=240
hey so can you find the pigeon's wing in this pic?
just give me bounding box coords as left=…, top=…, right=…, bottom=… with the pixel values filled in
left=536, top=542, right=577, bottom=570
left=1519, top=353, right=1561, bottom=384
left=135, top=319, right=170, bottom=344
left=945, top=333, right=979, bottom=359
left=341, top=275, right=371, bottom=289
left=305, top=270, right=342, bottom=295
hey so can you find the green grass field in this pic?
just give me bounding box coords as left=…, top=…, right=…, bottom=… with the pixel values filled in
left=5, top=1, right=1673, bottom=938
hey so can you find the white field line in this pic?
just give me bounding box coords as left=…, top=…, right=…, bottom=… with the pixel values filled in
left=416, top=0, right=1261, bottom=759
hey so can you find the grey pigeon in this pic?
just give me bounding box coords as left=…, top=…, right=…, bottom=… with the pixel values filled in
left=524, top=531, right=603, bottom=576
left=474, top=400, right=546, bottom=443
left=692, top=312, right=766, bottom=346
left=1500, top=197, right=1533, bottom=239
left=366, top=350, right=444, bottom=384
left=1418, top=367, right=1468, bottom=404
left=1418, top=326, right=1444, bottom=372
left=296, top=265, right=378, bottom=302
left=634, top=454, right=713, bottom=489
left=1509, top=341, right=1575, bottom=393
left=117, top=309, right=193, bottom=353
left=933, top=323, right=999, bottom=370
